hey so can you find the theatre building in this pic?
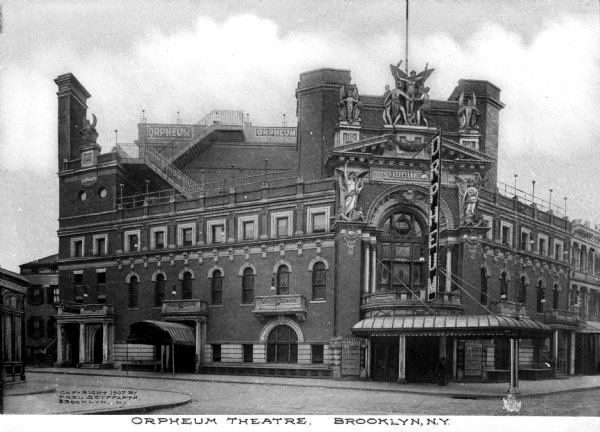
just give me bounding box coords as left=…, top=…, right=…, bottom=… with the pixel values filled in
left=53, top=60, right=588, bottom=382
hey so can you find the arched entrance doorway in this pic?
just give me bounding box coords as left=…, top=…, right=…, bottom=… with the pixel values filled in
left=266, top=325, right=298, bottom=364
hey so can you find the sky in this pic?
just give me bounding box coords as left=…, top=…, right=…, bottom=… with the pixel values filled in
left=0, top=0, right=599, bottom=272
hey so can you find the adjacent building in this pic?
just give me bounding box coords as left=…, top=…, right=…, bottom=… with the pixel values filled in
left=1, top=267, right=28, bottom=382
left=50, top=60, right=599, bottom=382
left=19, top=254, right=59, bottom=365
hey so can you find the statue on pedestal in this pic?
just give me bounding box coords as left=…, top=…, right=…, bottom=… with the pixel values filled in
left=80, top=113, right=99, bottom=145
left=458, top=173, right=488, bottom=226
left=384, top=61, right=434, bottom=127
left=337, top=162, right=367, bottom=221
left=457, top=92, right=480, bottom=130
left=338, top=84, right=362, bottom=123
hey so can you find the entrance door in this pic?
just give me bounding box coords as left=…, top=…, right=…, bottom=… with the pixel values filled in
left=92, top=327, right=103, bottom=364
left=371, top=337, right=399, bottom=382
left=405, top=336, right=439, bottom=383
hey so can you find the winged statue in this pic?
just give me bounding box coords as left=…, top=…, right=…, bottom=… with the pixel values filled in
left=386, top=61, right=435, bottom=126
left=81, top=113, right=99, bottom=144
left=336, top=162, right=368, bottom=221
left=457, top=92, right=480, bottom=130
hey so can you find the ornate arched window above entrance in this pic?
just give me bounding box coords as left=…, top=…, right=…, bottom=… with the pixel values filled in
left=377, top=209, right=426, bottom=294
left=266, top=325, right=298, bottom=364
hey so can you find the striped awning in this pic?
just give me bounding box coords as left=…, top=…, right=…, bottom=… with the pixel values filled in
left=128, top=320, right=196, bottom=346
left=579, top=320, right=600, bottom=334
left=352, top=315, right=552, bottom=338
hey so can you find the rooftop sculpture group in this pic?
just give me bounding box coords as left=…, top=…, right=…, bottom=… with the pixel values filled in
left=383, top=61, right=434, bottom=127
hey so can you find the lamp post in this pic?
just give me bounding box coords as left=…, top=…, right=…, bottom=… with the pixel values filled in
left=114, top=129, right=118, bottom=146
left=549, top=189, right=553, bottom=212
left=531, top=180, right=536, bottom=205
left=513, top=173, right=518, bottom=197
left=119, top=183, right=124, bottom=209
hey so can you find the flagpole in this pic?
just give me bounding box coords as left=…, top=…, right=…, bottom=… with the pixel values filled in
left=405, top=0, right=409, bottom=75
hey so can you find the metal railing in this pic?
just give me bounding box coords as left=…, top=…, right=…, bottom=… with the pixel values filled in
left=196, top=109, right=245, bottom=126
left=496, top=179, right=566, bottom=217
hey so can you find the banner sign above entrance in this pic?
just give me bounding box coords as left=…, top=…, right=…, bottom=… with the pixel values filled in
left=255, top=127, right=297, bottom=137
left=370, top=168, right=428, bottom=184
left=428, top=130, right=442, bottom=302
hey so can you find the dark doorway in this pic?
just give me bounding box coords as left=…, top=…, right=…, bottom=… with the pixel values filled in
left=371, top=337, right=399, bottom=382
left=63, top=324, right=80, bottom=366
left=405, top=336, right=439, bottom=383
left=174, top=344, right=195, bottom=372
left=92, top=327, right=103, bottom=364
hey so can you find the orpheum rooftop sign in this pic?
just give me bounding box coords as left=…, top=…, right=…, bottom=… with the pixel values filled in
left=144, top=124, right=194, bottom=140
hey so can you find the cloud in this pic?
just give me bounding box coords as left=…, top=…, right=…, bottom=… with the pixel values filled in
left=0, top=8, right=598, bottom=270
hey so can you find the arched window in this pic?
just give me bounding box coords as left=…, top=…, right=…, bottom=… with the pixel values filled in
left=181, top=271, right=193, bottom=300
left=580, top=248, right=586, bottom=272
left=211, top=269, right=223, bottom=305
left=242, top=268, right=254, bottom=304
left=536, top=280, right=545, bottom=313
left=480, top=268, right=488, bottom=305
left=266, top=325, right=298, bottom=363
left=128, top=275, right=139, bottom=308
left=552, top=283, right=560, bottom=310
left=154, top=273, right=165, bottom=307
left=569, top=286, right=578, bottom=310
left=500, top=271, right=508, bottom=299
left=518, top=275, right=527, bottom=304
left=312, top=262, right=326, bottom=300
left=378, top=210, right=426, bottom=294
left=277, top=265, right=290, bottom=295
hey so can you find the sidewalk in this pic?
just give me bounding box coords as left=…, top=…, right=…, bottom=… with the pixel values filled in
left=26, top=367, right=600, bottom=399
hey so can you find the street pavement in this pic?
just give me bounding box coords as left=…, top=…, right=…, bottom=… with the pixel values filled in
left=3, top=367, right=600, bottom=415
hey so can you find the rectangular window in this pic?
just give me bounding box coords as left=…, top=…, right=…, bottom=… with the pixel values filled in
left=71, top=238, right=84, bottom=257
left=520, top=229, right=531, bottom=251
left=29, top=285, right=43, bottom=305
left=47, top=318, right=57, bottom=338
left=242, top=220, right=255, bottom=241
left=243, top=344, right=253, bottom=363
left=30, top=318, right=43, bottom=338
left=154, top=230, right=165, bottom=249
left=276, top=217, right=289, bottom=237
left=97, top=271, right=106, bottom=302
left=311, top=344, right=324, bottom=364
left=311, top=213, right=327, bottom=233
left=93, top=235, right=108, bottom=256
left=182, top=228, right=193, bottom=246
left=538, top=235, right=548, bottom=256
left=124, top=230, right=140, bottom=253
left=212, top=344, right=221, bottom=362
left=212, top=224, right=225, bottom=244
left=501, top=223, right=512, bottom=246
left=482, top=215, right=493, bottom=240
left=52, top=285, right=60, bottom=304
left=554, top=240, right=564, bottom=261
left=177, top=223, right=196, bottom=247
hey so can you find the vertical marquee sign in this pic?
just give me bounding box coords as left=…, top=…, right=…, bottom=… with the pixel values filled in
left=428, top=130, right=442, bottom=302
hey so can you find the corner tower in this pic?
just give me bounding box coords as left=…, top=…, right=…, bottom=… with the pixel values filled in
left=296, top=68, right=351, bottom=180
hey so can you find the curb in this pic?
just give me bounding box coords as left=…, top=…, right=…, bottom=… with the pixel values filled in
left=28, top=369, right=600, bottom=400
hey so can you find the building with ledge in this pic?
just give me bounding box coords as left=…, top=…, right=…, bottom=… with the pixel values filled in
left=569, top=220, right=600, bottom=374
left=20, top=254, right=59, bottom=365
left=51, top=62, right=597, bottom=382
left=1, top=267, right=28, bottom=382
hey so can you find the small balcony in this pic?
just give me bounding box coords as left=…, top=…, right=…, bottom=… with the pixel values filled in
left=161, top=299, right=208, bottom=320
left=489, top=300, right=528, bottom=319
left=252, top=294, right=307, bottom=322
left=360, top=289, right=464, bottom=317
left=544, top=309, right=578, bottom=326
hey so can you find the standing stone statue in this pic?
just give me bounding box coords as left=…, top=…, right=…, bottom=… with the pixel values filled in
left=80, top=113, right=99, bottom=144
left=457, top=92, right=480, bottom=130
left=337, top=162, right=367, bottom=221
left=338, top=84, right=362, bottom=123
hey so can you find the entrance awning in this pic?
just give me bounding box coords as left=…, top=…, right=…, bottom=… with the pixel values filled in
left=579, top=321, right=600, bottom=334
left=352, top=315, right=553, bottom=338
left=128, top=320, right=195, bottom=346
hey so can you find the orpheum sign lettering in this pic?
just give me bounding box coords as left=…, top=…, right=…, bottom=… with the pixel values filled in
left=255, top=127, right=296, bottom=137
left=145, top=125, right=193, bottom=140
left=428, top=130, right=442, bottom=302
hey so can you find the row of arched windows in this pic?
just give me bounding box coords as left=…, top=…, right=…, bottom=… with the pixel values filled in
left=126, top=262, right=328, bottom=308
left=480, top=268, right=561, bottom=311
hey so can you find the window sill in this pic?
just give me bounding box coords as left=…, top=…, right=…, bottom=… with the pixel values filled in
left=209, top=304, right=223, bottom=308
left=310, top=300, right=327, bottom=304
left=240, top=303, right=254, bottom=307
